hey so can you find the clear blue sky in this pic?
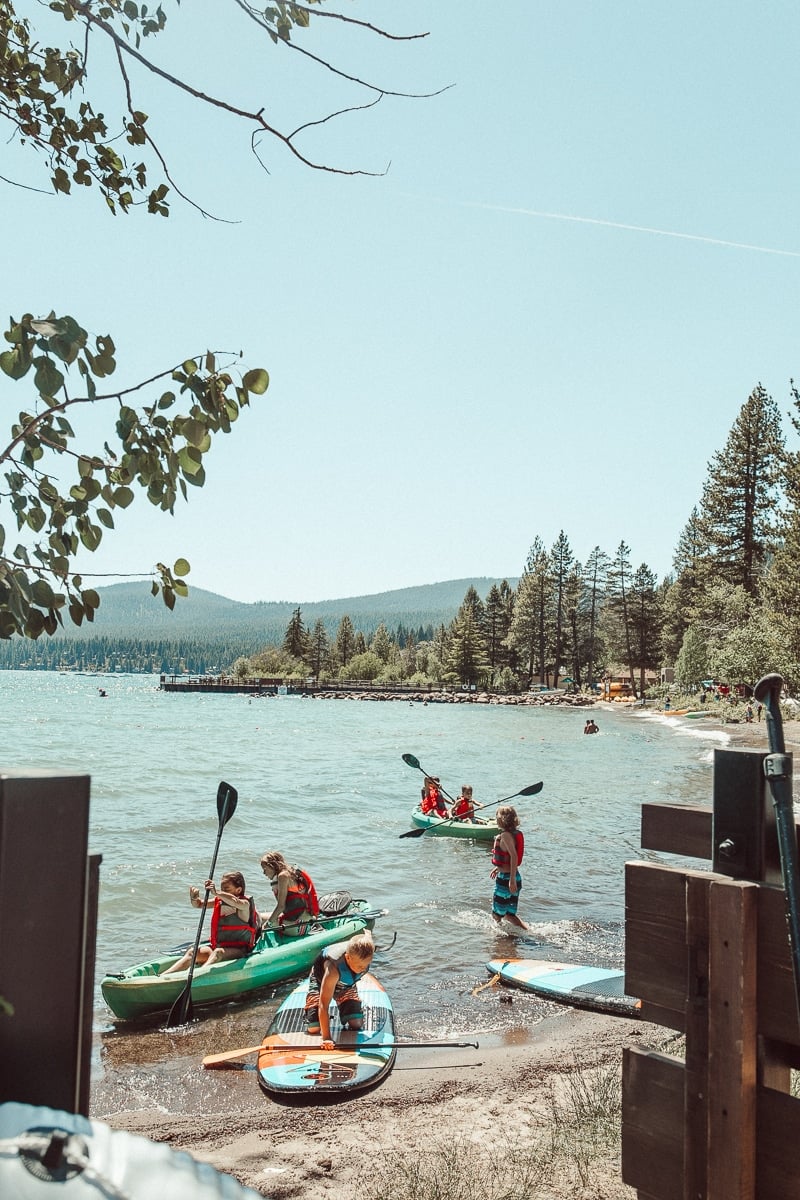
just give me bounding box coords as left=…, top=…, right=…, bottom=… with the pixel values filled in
left=6, top=1, right=800, bottom=603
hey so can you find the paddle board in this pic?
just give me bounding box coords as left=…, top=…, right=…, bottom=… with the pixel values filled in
left=257, top=972, right=396, bottom=1097
left=486, top=957, right=641, bottom=1019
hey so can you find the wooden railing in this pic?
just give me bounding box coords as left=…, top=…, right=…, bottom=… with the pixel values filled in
left=622, top=747, right=800, bottom=1199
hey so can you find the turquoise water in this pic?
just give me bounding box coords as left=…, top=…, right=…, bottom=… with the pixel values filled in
left=3, top=670, right=729, bottom=1114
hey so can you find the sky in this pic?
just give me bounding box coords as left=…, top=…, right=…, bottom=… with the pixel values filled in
left=5, top=1, right=800, bottom=604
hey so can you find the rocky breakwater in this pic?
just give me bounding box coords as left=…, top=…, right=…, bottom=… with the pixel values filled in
left=312, top=689, right=598, bottom=707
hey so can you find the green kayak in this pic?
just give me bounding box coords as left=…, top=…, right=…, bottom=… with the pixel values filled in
left=101, top=901, right=382, bottom=1022
left=410, top=807, right=497, bottom=841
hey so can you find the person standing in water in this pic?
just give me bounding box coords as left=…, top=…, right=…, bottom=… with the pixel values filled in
left=490, top=806, right=528, bottom=930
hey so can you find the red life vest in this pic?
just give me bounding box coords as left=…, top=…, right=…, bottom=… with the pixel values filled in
left=491, top=830, right=525, bottom=871
left=277, top=868, right=320, bottom=925
left=421, top=787, right=447, bottom=816
left=452, top=797, right=474, bottom=819
left=210, top=895, right=259, bottom=951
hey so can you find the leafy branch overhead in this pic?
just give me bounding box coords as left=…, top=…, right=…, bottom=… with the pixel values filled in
left=0, top=312, right=269, bottom=638
left=1, top=0, right=436, bottom=217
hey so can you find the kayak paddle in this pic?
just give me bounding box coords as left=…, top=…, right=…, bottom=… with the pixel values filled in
left=165, top=780, right=238, bottom=1028
left=401, top=753, right=456, bottom=801
left=203, top=1037, right=480, bottom=1068
left=753, top=674, right=800, bottom=1026
left=399, top=781, right=544, bottom=838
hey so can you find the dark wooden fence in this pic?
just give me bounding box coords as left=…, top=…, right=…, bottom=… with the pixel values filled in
left=622, top=747, right=800, bottom=1199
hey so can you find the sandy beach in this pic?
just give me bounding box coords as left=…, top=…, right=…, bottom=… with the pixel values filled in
left=99, top=708, right=797, bottom=1199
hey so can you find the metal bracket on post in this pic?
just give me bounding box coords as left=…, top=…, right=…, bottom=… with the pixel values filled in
left=712, top=748, right=781, bottom=883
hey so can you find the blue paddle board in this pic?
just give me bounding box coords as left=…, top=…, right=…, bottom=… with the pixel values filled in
left=257, top=972, right=396, bottom=1097
left=486, top=957, right=641, bottom=1019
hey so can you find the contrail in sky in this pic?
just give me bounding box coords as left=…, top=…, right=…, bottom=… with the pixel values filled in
left=449, top=198, right=800, bottom=259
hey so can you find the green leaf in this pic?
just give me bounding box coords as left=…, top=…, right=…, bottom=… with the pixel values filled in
left=97, top=508, right=115, bottom=529
left=31, top=579, right=56, bottom=607
left=0, top=347, right=31, bottom=380
left=243, top=368, right=269, bottom=395
left=33, top=356, right=65, bottom=399
left=113, top=486, right=135, bottom=509
left=178, top=446, right=202, bottom=476
left=173, top=557, right=190, bottom=577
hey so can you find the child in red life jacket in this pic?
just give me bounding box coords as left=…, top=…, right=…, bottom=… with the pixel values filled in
left=451, top=784, right=477, bottom=821
left=260, top=850, right=319, bottom=937
left=161, top=870, right=259, bottom=974
left=420, top=776, right=449, bottom=818
left=490, top=806, right=528, bottom=930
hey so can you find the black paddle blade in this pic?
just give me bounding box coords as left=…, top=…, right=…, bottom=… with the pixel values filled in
left=518, top=781, right=543, bottom=797
left=166, top=985, right=193, bottom=1028
left=398, top=827, right=427, bottom=839
left=216, top=781, right=238, bottom=825
left=402, top=753, right=422, bottom=770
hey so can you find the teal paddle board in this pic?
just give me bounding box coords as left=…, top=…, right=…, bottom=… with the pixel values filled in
left=257, top=972, right=396, bottom=1098
left=486, top=957, right=641, bottom=1019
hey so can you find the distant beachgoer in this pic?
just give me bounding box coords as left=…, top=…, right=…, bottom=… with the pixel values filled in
left=260, top=851, right=319, bottom=937
left=304, top=930, right=376, bottom=1049
left=664, top=696, right=672, bottom=712
left=757, top=702, right=763, bottom=722
left=490, top=806, right=528, bottom=930
left=584, top=719, right=599, bottom=734
left=161, top=870, right=259, bottom=974
left=745, top=702, right=754, bottom=723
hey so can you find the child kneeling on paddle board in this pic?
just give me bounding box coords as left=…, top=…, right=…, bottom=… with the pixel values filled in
left=304, top=930, right=375, bottom=1049
left=161, top=870, right=259, bottom=974
left=490, top=807, right=529, bottom=930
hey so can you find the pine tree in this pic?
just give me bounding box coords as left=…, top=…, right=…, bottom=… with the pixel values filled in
left=549, top=531, right=575, bottom=688
left=628, top=563, right=662, bottom=694
left=307, top=619, right=330, bottom=678
left=582, top=546, right=608, bottom=691
left=283, top=607, right=308, bottom=660
left=485, top=582, right=514, bottom=683
left=447, top=587, right=488, bottom=686
left=604, top=541, right=637, bottom=697
left=508, top=538, right=550, bottom=687
left=334, top=615, right=356, bottom=667
left=697, top=384, right=784, bottom=595
left=661, top=507, right=705, bottom=661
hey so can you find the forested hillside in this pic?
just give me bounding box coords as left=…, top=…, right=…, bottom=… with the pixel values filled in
left=0, top=578, right=515, bottom=673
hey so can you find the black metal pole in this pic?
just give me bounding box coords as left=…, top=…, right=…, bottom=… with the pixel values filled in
left=753, top=674, right=800, bottom=1027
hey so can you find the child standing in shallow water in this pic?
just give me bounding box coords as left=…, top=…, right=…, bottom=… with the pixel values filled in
left=490, top=806, right=528, bottom=930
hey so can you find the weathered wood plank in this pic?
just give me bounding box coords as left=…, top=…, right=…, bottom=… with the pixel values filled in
left=641, top=802, right=713, bottom=860
left=707, top=879, right=757, bottom=1200
left=622, top=1047, right=684, bottom=1199
left=684, top=873, right=709, bottom=1200
left=757, top=1086, right=800, bottom=1199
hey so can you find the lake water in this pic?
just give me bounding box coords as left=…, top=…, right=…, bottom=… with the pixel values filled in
left=3, top=670, right=730, bottom=1115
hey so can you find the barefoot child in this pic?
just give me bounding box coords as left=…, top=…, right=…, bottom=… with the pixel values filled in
left=490, top=806, right=529, bottom=930
left=161, top=870, right=259, bottom=974
left=304, top=930, right=375, bottom=1049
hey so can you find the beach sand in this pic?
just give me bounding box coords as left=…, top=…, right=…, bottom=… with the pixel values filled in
left=102, top=1008, right=665, bottom=1199
left=98, top=708, right=799, bottom=1199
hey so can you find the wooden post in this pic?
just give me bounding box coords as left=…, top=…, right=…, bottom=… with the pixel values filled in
left=707, top=878, right=757, bottom=1200
left=0, top=771, right=99, bottom=1114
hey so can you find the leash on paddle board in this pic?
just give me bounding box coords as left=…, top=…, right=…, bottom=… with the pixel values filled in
left=203, top=1037, right=481, bottom=1069
left=471, top=972, right=501, bottom=996
left=398, top=779, right=544, bottom=838
left=753, top=673, right=800, bottom=1027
